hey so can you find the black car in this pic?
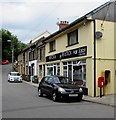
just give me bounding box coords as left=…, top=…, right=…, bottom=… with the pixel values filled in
left=38, top=76, right=83, bottom=102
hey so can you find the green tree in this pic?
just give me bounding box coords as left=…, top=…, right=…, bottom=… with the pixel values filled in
left=0, top=28, right=27, bottom=62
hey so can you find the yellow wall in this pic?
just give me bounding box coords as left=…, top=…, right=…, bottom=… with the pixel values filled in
left=86, top=58, right=94, bottom=96
left=46, top=21, right=93, bottom=57
left=96, top=20, right=115, bottom=96
left=45, top=21, right=95, bottom=96
left=114, top=23, right=116, bottom=93
left=45, top=20, right=115, bottom=96
left=96, top=20, right=114, bottom=59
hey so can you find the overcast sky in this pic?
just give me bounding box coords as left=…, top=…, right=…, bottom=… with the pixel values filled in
left=0, top=0, right=110, bottom=44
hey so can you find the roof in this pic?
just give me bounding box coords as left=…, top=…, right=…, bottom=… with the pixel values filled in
left=43, top=1, right=114, bottom=42
left=31, top=31, right=50, bottom=43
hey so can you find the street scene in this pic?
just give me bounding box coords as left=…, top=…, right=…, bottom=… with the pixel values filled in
left=1, top=0, right=116, bottom=119
left=2, top=64, right=114, bottom=118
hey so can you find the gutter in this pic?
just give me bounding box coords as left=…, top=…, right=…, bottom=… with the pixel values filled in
left=43, top=16, right=86, bottom=42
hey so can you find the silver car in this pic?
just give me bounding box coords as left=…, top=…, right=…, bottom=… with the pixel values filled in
left=8, top=72, right=22, bottom=83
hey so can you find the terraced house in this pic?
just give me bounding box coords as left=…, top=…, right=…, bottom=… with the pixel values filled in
left=17, top=31, right=50, bottom=82
left=18, top=1, right=116, bottom=97
left=43, top=1, right=116, bottom=97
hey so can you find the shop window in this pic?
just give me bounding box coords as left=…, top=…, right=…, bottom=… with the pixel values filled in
left=67, top=30, right=78, bottom=46
left=47, top=63, right=60, bottom=76
left=73, top=65, right=82, bottom=80
left=57, top=65, right=60, bottom=75
left=68, top=65, right=72, bottom=79
left=63, top=66, right=67, bottom=77
left=47, top=67, right=53, bottom=76
left=63, top=60, right=86, bottom=86
left=49, top=40, right=56, bottom=52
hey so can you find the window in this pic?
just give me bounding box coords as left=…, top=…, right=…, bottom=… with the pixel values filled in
left=49, top=40, right=56, bottom=52
left=63, top=60, right=86, bottom=86
left=39, top=49, right=42, bottom=60
left=67, top=30, right=78, bottom=46
left=47, top=63, right=60, bottom=76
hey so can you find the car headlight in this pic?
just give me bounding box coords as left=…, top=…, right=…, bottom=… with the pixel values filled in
left=58, top=87, right=65, bottom=93
left=79, top=88, right=83, bottom=92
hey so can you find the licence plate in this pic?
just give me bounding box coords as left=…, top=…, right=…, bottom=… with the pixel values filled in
left=69, top=94, right=78, bottom=97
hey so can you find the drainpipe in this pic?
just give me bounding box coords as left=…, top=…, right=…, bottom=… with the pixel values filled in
left=93, top=19, right=96, bottom=97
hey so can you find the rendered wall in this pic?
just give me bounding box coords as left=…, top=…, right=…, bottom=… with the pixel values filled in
left=45, top=21, right=95, bottom=96
left=96, top=20, right=115, bottom=96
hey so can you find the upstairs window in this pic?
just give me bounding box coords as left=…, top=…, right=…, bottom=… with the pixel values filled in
left=67, top=30, right=78, bottom=46
left=49, top=40, right=56, bottom=52
left=39, top=48, right=42, bottom=61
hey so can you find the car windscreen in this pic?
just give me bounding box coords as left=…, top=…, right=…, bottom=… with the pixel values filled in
left=54, top=77, right=73, bottom=84
left=10, top=73, right=20, bottom=76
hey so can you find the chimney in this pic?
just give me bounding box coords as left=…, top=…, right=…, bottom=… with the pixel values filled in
left=57, top=21, right=69, bottom=30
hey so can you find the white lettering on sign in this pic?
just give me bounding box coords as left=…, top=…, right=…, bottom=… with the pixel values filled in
left=62, top=51, right=72, bottom=57
left=73, top=49, right=78, bottom=55
left=49, top=55, right=56, bottom=60
left=46, top=46, right=87, bottom=62
left=78, top=48, right=86, bottom=55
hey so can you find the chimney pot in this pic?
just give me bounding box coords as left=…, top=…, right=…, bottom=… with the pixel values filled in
left=58, top=20, right=69, bottom=30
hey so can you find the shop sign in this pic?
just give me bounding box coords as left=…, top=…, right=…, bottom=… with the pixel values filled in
left=46, top=46, right=87, bottom=62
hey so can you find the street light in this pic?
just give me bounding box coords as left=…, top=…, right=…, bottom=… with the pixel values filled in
left=7, top=40, right=14, bottom=71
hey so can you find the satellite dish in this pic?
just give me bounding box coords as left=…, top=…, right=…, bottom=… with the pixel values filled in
left=95, top=31, right=103, bottom=39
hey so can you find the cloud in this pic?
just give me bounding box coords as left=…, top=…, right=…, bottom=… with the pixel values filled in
left=1, top=0, right=110, bottom=43
left=2, top=3, right=41, bottom=24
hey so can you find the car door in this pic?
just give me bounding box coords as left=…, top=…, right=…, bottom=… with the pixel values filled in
left=40, top=77, right=49, bottom=94
left=45, top=77, right=54, bottom=96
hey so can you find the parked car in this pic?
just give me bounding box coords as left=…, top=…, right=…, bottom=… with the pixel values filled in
left=2, top=60, right=9, bottom=65
left=38, top=75, right=83, bottom=102
left=8, top=72, right=22, bottom=83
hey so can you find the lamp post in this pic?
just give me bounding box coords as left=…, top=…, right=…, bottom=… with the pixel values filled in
left=7, top=40, right=14, bottom=71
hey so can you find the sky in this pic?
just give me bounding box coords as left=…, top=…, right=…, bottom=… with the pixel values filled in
left=0, top=0, right=110, bottom=44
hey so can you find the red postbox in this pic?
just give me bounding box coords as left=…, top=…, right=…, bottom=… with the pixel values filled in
left=98, top=77, right=104, bottom=87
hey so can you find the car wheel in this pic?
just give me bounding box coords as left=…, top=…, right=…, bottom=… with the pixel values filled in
left=52, top=92, right=58, bottom=102
left=38, top=88, right=43, bottom=97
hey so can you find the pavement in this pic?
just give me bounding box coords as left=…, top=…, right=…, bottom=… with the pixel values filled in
left=23, top=80, right=115, bottom=107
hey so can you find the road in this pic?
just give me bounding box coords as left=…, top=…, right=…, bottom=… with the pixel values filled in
left=2, top=64, right=114, bottom=118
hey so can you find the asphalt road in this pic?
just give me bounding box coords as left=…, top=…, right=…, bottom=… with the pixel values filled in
left=2, top=64, right=114, bottom=118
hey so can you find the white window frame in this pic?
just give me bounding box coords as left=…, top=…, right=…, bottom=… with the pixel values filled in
left=63, top=59, right=86, bottom=86
left=47, top=63, right=60, bottom=76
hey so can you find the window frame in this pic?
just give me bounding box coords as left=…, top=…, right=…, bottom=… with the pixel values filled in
left=49, top=40, right=56, bottom=52
left=67, top=29, right=78, bottom=46
left=63, top=60, right=86, bottom=86
left=39, top=48, right=42, bottom=61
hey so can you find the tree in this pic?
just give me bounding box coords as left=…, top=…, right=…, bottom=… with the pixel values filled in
left=0, top=28, right=27, bottom=62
